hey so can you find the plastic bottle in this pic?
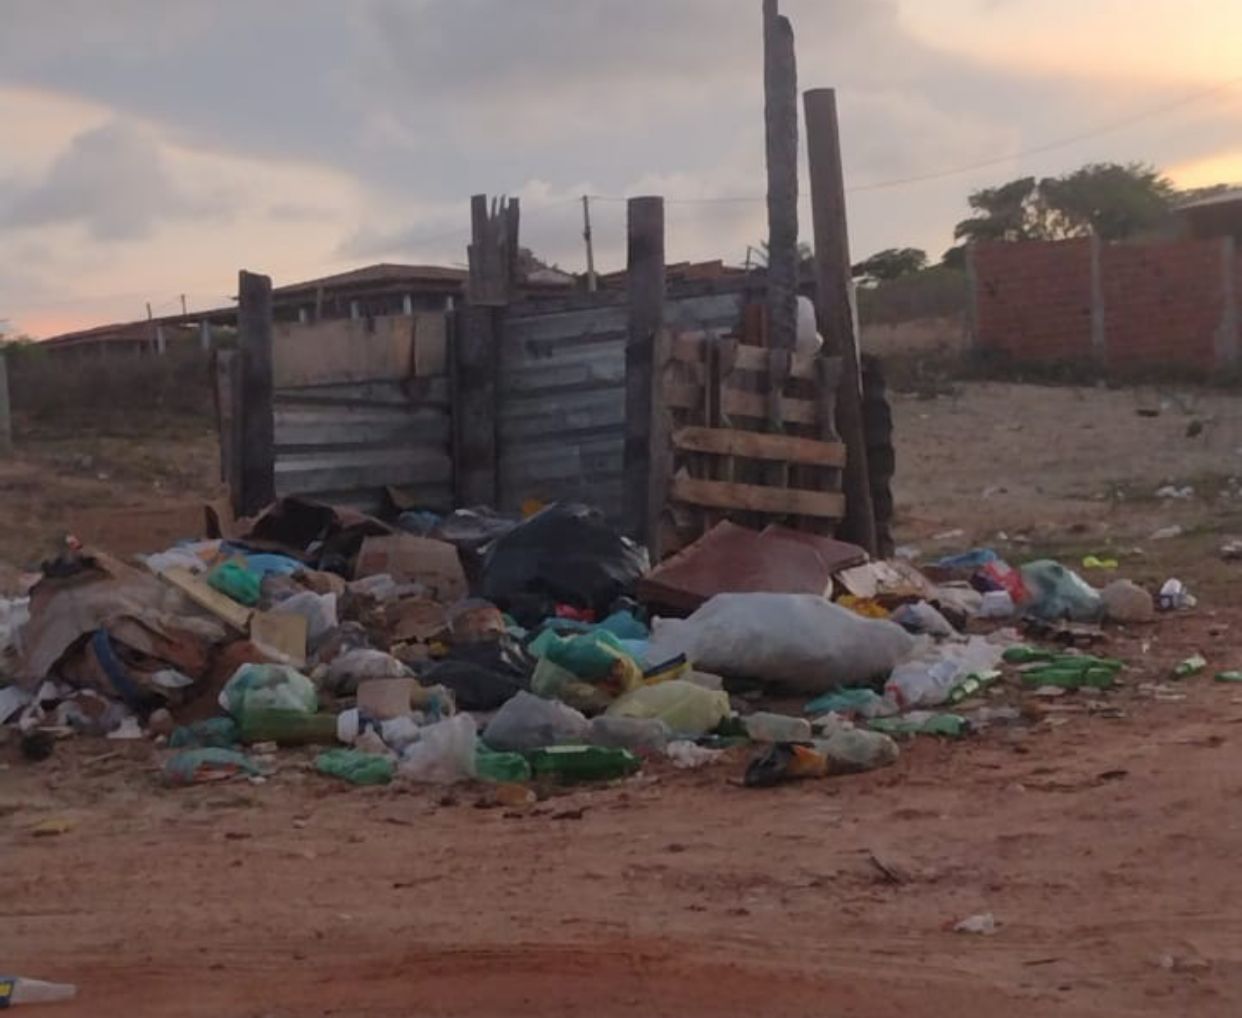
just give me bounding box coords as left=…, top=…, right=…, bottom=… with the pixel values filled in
left=238, top=709, right=338, bottom=746
left=945, top=669, right=1002, bottom=705
left=475, top=749, right=533, bottom=783
left=526, top=745, right=640, bottom=783
left=1172, top=653, right=1207, bottom=679
left=588, top=716, right=670, bottom=752
left=0, top=976, right=77, bottom=1006
left=743, top=712, right=813, bottom=743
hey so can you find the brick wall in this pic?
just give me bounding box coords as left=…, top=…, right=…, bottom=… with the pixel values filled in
left=973, top=238, right=1094, bottom=362
left=1101, top=240, right=1224, bottom=371
left=973, top=236, right=1239, bottom=371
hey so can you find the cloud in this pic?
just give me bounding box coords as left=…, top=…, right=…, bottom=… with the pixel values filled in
left=2, top=120, right=231, bottom=240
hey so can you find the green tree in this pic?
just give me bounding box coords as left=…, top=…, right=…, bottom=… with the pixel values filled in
left=952, top=162, right=1176, bottom=246
left=852, top=247, right=928, bottom=285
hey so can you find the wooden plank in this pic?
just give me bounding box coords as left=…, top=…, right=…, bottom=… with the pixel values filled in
left=238, top=270, right=276, bottom=516
left=250, top=610, right=307, bottom=668
left=673, top=426, right=845, bottom=466
left=161, top=566, right=252, bottom=631
left=214, top=350, right=243, bottom=511
left=453, top=305, right=499, bottom=506
left=664, top=383, right=818, bottom=425
left=805, top=88, right=876, bottom=553
left=622, top=196, right=667, bottom=552
left=671, top=333, right=816, bottom=379
left=671, top=475, right=845, bottom=519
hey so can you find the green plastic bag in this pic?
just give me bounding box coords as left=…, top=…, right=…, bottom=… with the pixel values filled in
left=220, top=664, right=318, bottom=719
left=168, top=717, right=240, bottom=749
left=163, top=748, right=262, bottom=786
left=207, top=560, right=261, bottom=607
left=606, top=680, right=730, bottom=737
left=315, top=749, right=395, bottom=786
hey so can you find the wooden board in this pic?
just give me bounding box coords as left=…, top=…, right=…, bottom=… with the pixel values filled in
left=273, top=313, right=446, bottom=388
left=664, top=383, right=819, bottom=425
left=249, top=610, right=308, bottom=668
left=160, top=566, right=252, bottom=631
left=671, top=333, right=817, bottom=379
left=671, top=475, right=845, bottom=519
left=672, top=426, right=845, bottom=466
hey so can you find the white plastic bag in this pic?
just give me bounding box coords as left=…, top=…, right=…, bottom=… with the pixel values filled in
left=483, top=690, right=590, bottom=752
left=883, top=635, right=1005, bottom=708
left=219, top=663, right=317, bottom=716
left=324, top=648, right=408, bottom=696
left=649, top=593, right=914, bottom=694
left=398, top=714, right=478, bottom=783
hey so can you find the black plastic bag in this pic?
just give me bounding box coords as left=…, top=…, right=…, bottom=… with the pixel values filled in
left=420, top=635, right=535, bottom=711
left=479, top=504, right=649, bottom=626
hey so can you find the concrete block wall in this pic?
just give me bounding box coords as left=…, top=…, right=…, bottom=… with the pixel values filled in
left=972, top=236, right=1240, bottom=371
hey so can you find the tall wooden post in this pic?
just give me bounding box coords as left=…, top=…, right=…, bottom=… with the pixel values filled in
left=804, top=87, right=877, bottom=555
left=0, top=353, right=12, bottom=457
left=237, top=270, right=276, bottom=516
left=763, top=0, right=799, bottom=353
left=623, top=196, right=667, bottom=554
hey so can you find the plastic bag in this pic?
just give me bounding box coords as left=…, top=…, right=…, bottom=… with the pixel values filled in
left=1019, top=560, right=1102, bottom=622
left=890, top=601, right=956, bottom=638
left=530, top=657, right=613, bottom=714
left=479, top=503, right=649, bottom=625
left=164, top=748, right=262, bottom=786
left=483, top=690, right=590, bottom=752
left=168, top=717, right=241, bottom=749
left=605, top=679, right=730, bottom=737
left=648, top=593, right=914, bottom=694
left=316, top=748, right=395, bottom=786
left=884, top=635, right=1005, bottom=709
left=816, top=728, right=900, bottom=773
left=398, top=714, right=478, bottom=784
left=0, top=596, right=30, bottom=664
left=324, top=649, right=408, bottom=696
left=272, top=591, right=338, bottom=644
left=419, top=635, right=533, bottom=710
left=219, top=663, right=318, bottom=718
left=207, top=560, right=262, bottom=606
left=589, top=715, right=671, bottom=752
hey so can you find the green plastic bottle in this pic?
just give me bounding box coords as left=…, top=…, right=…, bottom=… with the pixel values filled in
left=475, top=749, right=533, bottom=783
left=946, top=669, right=1003, bottom=704
left=526, top=746, right=640, bottom=784
left=1003, top=645, right=1055, bottom=664
left=1214, top=671, right=1242, bottom=683
left=238, top=709, right=338, bottom=746
left=869, top=713, right=969, bottom=738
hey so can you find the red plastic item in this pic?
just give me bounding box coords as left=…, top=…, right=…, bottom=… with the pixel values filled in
left=554, top=604, right=597, bottom=623
left=979, top=561, right=1029, bottom=603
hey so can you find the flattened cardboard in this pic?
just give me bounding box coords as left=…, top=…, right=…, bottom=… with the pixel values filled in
left=355, top=535, right=466, bottom=604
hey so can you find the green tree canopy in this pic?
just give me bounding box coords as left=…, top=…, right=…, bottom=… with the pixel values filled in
left=852, top=247, right=928, bottom=284
left=953, top=162, right=1177, bottom=246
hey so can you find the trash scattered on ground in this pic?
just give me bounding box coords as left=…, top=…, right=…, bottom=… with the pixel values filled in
left=1220, top=539, right=1242, bottom=561
left=952, top=913, right=999, bottom=935
left=1157, top=578, right=1197, bottom=612
left=0, top=496, right=1218, bottom=817
left=1172, top=654, right=1207, bottom=679
left=0, top=976, right=78, bottom=1007
left=1150, top=525, right=1184, bottom=541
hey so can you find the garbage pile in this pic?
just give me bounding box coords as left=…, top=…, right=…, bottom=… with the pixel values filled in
left=0, top=501, right=1208, bottom=795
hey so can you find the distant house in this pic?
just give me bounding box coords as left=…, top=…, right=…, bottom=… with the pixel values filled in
left=1174, top=187, right=1242, bottom=244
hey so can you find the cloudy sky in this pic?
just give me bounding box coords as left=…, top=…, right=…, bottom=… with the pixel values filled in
left=2, top=0, right=1240, bottom=337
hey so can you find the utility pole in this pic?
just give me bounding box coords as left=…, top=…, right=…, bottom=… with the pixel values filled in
left=180, top=293, right=187, bottom=316
left=582, top=195, right=597, bottom=292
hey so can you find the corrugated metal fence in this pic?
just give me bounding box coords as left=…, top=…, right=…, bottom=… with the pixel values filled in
left=496, top=291, right=745, bottom=517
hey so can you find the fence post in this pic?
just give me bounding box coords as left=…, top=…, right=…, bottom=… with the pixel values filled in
left=1089, top=234, right=1107, bottom=363
left=1218, top=237, right=1239, bottom=370
left=963, top=243, right=979, bottom=350
left=0, top=352, right=11, bottom=457
left=804, top=87, right=876, bottom=555
left=623, top=196, right=667, bottom=555
left=214, top=349, right=244, bottom=504
left=763, top=0, right=799, bottom=354
left=237, top=270, right=276, bottom=516
left=454, top=194, right=517, bottom=507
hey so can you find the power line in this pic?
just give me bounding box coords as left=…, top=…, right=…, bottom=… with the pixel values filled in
left=588, top=73, right=1242, bottom=204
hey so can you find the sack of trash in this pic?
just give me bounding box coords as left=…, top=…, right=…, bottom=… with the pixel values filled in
left=482, top=690, right=591, bottom=752
left=219, top=663, right=317, bottom=719
left=648, top=593, right=914, bottom=694
left=479, top=503, right=649, bottom=626
left=1019, top=560, right=1102, bottom=622
left=605, top=679, right=730, bottom=737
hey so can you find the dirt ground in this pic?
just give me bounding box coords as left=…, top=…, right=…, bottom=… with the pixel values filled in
left=5, top=381, right=1242, bottom=1016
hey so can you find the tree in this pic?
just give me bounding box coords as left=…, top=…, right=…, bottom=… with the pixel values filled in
left=953, top=162, right=1176, bottom=245
left=852, top=247, right=928, bottom=285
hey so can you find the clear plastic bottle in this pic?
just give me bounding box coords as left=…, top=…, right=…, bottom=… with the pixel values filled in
left=0, top=976, right=78, bottom=1006
left=743, top=712, right=813, bottom=743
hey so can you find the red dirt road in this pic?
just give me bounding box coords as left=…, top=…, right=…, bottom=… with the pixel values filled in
left=5, top=612, right=1242, bottom=1017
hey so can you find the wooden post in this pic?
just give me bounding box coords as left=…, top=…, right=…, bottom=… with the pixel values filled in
left=803, top=87, right=877, bottom=555
left=0, top=352, right=12, bottom=457
left=763, top=0, right=799, bottom=353
left=237, top=270, right=276, bottom=516
left=622, top=196, right=667, bottom=554
left=214, top=349, right=243, bottom=500
left=1219, top=237, right=1240, bottom=368
left=582, top=195, right=598, bottom=292
left=454, top=194, right=516, bottom=507
left=1089, top=233, right=1106, bottom=362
